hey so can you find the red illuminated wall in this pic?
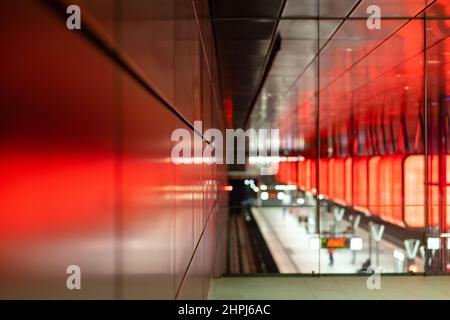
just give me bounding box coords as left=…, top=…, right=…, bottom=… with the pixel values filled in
left=279, top=153, right=449, bottom=229
left=270, top=0, right=449, bottom=272
left=328, top=158, right=345, bottom=202
left=404, top=155, right=450, bottom=228
left=0, top=1, right=227, bottom=299
left=352, top=158, right=368, bottom=210
left=368, top=156, right=381, bottom=217
left=344, top=158, right=352, bottom=205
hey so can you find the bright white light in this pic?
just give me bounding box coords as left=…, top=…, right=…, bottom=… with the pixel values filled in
left=253, top=187, right=259, bottom=192
left=248, top=156, right=305, bottom=164
left=309, top=237, right=320, bottom=250
left=261, top=192, right=269, bottom=200
left=248, top=156, right=281, bottom=164
left=393, top=250, right=405, bottom=262
left=275, top=185, right=297, bottom=191
left=244, top=180, right=250, bottom=185
left=350, top=237, right=363, bottom=251
left=318, top=194, right=324, bottom=200
left=260, top=185, right=267, bottom=191
left=277, top=192, right=285, bottom=200
left=297, top=198, right=305, bottom=205
left=428, top=237, right=440, bottom=250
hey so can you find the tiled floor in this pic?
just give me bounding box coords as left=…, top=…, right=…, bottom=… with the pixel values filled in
left=208, top=276, right=450, bottom=300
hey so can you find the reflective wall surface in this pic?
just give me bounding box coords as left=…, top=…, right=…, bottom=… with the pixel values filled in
left=0, top=0, right=227, bottom=299
left=245, top=0, right=449, bottom=275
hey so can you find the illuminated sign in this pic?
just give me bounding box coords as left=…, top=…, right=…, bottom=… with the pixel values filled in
left=321, top=238, right=349, bottom=249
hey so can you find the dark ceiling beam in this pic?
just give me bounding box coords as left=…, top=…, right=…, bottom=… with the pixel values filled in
left=208, top=0, right=226, bottom=126
left=242, top=0, right=288, bottom=129
left=246, top=0, right=364, bottom=131
left=211, top=16, right=450, bottom=22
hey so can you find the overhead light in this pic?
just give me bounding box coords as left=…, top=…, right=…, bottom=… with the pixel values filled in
left=350, top=237, right=363, bottom=251
left=277, top=192, right=285, bottom=200
left=297, top=198, right=305, bottom=205
left=261, top=192, right=269, bottom=200
left=275, top=185, right=297, bottom=191
left=309, top=237, right=320, bottom=250
left=427, top=237, right=440, bottom=250
left=260, top=184, right=267, bottom=191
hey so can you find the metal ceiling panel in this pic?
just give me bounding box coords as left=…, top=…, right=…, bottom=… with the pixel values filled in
left=214, top=20, right=276, bottom=40
left=211, top=0, right=283, bottom=127
left=217, top=39, right=271, bottom=56
left=278, top=19, right=341, bottom=40
left=282, top=0, right=360, bottom=18
left=351, top=0, right=434, bottom=17
left=211, top=0, right=284, bottom=18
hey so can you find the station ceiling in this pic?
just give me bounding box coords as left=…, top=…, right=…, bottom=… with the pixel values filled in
left=210, top=0, right=449, bottom=151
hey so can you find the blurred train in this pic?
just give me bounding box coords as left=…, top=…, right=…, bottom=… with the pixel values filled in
left=276, top=155, right=450, bottom=229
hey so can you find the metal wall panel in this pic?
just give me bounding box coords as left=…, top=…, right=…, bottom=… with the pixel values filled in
left=0, top=0, right=227, bottom=299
